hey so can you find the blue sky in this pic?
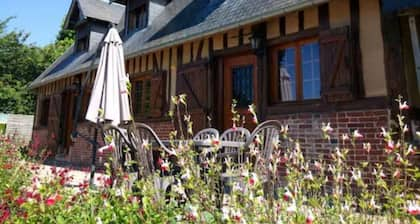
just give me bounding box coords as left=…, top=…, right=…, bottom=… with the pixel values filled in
left=0, top=0, right=72, bottom=47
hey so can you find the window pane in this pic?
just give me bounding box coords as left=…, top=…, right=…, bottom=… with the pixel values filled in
left=278, top=47, right=296, bottom=101
left=301, top=42, right=320, bottom=99
left=232, top=65, right=254, bottom=108
left=134, top=81, right=143, bottom=113
left=144, top=80, right=151, bottom=114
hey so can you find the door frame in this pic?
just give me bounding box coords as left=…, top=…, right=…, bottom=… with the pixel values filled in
left=221, top=53, right=258, bottom=130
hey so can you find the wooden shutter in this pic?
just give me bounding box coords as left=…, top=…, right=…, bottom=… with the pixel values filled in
left=150, top=72, right=167, bottom=118
left=320, top=26, right=354, bottom=103
left=176, top=62, right=209, bottom=132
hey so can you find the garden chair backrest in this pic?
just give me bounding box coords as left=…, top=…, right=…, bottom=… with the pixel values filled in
left=129, top=123, right=175, bottom=177
left=102, top=124, right=135, bottom=176
left=245, top=120, right=282, bottom=171
left=220, top=127, right=251, bottom=164
left=193, top=128, right=219, bottom=141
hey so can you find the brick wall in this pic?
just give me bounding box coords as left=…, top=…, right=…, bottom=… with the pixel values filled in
left=68, top=122, right=105, bottom=167
left=267, top=108, right=391, bottom=164
left=59, top=120, right=174, bottom=167
left=145, top=120, right=175, bottom=139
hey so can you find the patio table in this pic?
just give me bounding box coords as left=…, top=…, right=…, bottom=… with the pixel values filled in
left=158, top=140, right=245, bottom=148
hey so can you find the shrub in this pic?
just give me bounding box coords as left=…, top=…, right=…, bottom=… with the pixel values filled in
left=0, top=96, right=419, bottom=223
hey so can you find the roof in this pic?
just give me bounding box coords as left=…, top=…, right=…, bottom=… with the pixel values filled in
left=31, top=0, right=326, bottom=89
left=64, top=0, right=125, bottom=29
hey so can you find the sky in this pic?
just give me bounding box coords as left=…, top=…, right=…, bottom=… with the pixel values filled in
left=0, top=0, right=72, bottom=47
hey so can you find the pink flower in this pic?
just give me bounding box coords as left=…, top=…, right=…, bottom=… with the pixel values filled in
left=385, top=140, right=395, bottom=153
left=0, top=208, right=10, bottom=223
left=248, top=173, right=258, bottom=186
left=395, top=153, right=402, bottom=165
left=104, top=177, right=113, bottom=187
left=252, top=116, right=258, bottom=124
left=399, top=101, right=409, bottom=110
left=283, top=188, right=293, bottom=202
left=306, top=212, right=314, bottom=224
left=314, top=161, right=322, bottom=170
left=407, top=201, right=420, bottom=216
left=160, top=160, right=170, bottom=172
left=407, top=145, right=416, bottom=156
left=45, top=196, right=56, bottom=206
left=15, top=197, right=26, bottom=206
left=393, top=169, right=401, bottom=179
left=212, top=139, right=220, bottom=146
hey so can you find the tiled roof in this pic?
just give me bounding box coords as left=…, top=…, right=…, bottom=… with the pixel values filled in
left=31, top=0, right=324, bottom=88
left=77, top=0, right=125, bottom=25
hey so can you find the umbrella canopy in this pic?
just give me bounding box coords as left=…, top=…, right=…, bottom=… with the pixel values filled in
left=86, top=27, right=131, bottom=126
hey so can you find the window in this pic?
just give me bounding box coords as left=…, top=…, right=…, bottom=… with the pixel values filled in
left=133, top=78, right=151, bottom=117
left=128, top=5, right=148, bottom=32
left=232, top=65, right=254, bottom=108
left=76, top=36, right=89, bottom=52
left=272, top=39, right=320, bottom=102
left=39, top=98, right=50, bottom=126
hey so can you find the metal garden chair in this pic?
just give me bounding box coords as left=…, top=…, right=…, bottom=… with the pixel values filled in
left=244, top=120, right=282, bottom=196
left=101, top=123, right=176, bottom=190
left=219, top=127, right=251, bottom=164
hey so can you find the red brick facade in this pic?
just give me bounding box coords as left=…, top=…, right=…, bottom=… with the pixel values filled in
left=267, top=108, right=391, bottom=164
left=32, top=120, right=175, bottom=167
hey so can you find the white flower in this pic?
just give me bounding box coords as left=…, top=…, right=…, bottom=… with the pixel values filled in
left=322, top=122, right=334, bottom=133
left=181, top=169, right=191, bottom=180
left=342, top=133, right=350, bottom=141
left=286, top=201, right=297, bottom=213
left=369, top=197, right=381, bottom=210
left=304, top=171, right=314, bottom=181
left=351, top=168, right=362, bottom=182
left=221, top=207, right=230, bottom=221
left=353, top=130, right=363, bottom=138
left=96, top=217, right=103, bottom=224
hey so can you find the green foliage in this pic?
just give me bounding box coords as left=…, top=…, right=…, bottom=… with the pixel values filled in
left=0, top=17, right=74, bottom=115
left=0, top=97, right=419, bottom=223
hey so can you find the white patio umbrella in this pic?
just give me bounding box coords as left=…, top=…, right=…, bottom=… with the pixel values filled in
left=86, top=27, right=131, bottom=126
left=84, top=27, right=131, bottom=186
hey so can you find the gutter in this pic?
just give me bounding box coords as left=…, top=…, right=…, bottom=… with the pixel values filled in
left=31, top=0, right=328, bottom=89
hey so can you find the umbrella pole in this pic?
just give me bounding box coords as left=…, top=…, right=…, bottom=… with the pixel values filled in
left=89, top=127, right=99, bottom=187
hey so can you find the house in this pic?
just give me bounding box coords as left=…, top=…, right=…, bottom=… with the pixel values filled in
left=30, top=0, right=420, bottom=166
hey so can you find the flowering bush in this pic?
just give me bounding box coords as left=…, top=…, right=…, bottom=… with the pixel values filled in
left=0, top=96, right=419, bottom=223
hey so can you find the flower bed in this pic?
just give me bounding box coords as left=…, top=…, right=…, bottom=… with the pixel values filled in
left=0, top=96, right=419, bottom=223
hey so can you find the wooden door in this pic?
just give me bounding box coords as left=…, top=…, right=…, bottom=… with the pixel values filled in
left=223, top=54, right=258, bottom=130
left=60, top=90, right=77, bottom=153
left=176, top=62, right=209, bottom=134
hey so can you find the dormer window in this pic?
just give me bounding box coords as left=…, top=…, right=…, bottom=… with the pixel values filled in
left=128, top=4, right=148, bottom=32
left=76, top=36, right=89, bottom=52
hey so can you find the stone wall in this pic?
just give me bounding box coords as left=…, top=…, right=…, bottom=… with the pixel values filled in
left=4, top=114, right=34, bottom=144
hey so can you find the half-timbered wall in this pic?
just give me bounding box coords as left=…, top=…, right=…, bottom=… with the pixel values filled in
left=32, top=0, right=394, bottom=167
